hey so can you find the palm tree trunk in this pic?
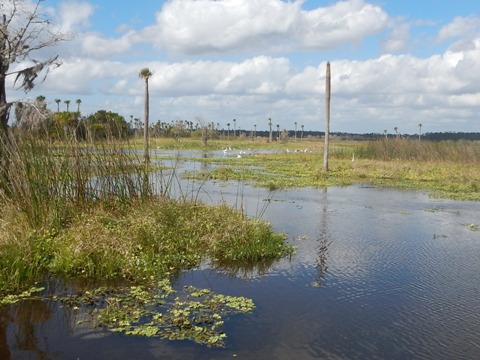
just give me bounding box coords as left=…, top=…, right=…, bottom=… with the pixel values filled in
left=143, top=78, right=149, bottom=164
left=324, top=62, right=331, bottom=171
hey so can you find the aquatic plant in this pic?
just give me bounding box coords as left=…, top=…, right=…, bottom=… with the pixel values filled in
left=55, top=280, right=254, bottom=347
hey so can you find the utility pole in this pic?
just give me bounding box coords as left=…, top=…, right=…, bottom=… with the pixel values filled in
left=323, top=62, right=331, bottom=171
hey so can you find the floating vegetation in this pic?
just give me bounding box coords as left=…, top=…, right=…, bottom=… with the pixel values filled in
left=0, top=286, right=44, bottom=305
left=463, top=223, right=478, bottom=231
left=55, top=280, right=254, bottom=347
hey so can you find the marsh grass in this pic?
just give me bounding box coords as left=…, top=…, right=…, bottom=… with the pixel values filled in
left=0, top=135, right=152, bottom=229
left=356, top=138, right=480, bottom=163
left=0, top=198, right=292, bottom=291
left=44, top=200, right=291, bottom=282
left=0, top=135, right=293, bottom=292
left=183, top=138, right=480, bottom=200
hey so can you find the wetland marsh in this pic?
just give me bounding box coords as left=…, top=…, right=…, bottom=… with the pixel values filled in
left=1, top=138, right=479, bottom=359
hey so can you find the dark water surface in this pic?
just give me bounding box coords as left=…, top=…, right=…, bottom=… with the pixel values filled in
left=2, top=153, right=480, bottom=359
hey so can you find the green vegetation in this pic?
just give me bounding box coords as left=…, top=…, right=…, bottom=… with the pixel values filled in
left=182, top=138, right=480, bottom=200
left=0, top=134, right=293, bottom=346
left=0, top=136, right=292, bottom=290
left=56, top=281, right=254, bottom=347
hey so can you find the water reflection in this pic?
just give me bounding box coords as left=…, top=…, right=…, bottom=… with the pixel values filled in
left=0, top=307, right=11, bottom=359
left=0, top=300, right=56, bottom=360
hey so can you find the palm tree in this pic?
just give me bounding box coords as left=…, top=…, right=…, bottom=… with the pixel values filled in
left=384, top=129, right=388, bottom=139
left=35, top=95, right=46, bottom=109
left=55, top=98, right=61, bottom=112
left=294, top=121, right=297, bottom=141
left=301, top=124, right=304, bottom=141
left=233, top=118, right=236, bottom=139
left=64, top=100, right=71, bottom=112
left=418, top=123, right=422, bottom=141
left=324, top=61, right=331, bottom=171
left=268, top=118, right=272, bottom=142
left=75, top=99, right=82, bottom=113
left=394, top=127, right=399, bottom=139
left=227, top=123, right=230, bottom=139
left=253, top=124, right=257, bottom=139
left=139, top=68, right=153, bottom=164
left=276, top=124, right=280, bottom=140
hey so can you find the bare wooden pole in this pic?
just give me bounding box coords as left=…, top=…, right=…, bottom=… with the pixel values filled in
left=143, top=77, right=149, bottom=163
left=323, top=62, right=331, bottom=171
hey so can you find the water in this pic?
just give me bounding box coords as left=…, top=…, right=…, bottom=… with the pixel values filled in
left=1, top=151, right=480, bottom=359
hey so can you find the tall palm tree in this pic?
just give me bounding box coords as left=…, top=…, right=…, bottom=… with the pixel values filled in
left=139, top=68, right=153, bottom=163
left=418, top=123, right=422, bottom=141
left=268, top=118, right=272, bottom=142
left=75, top=99, right=82, bottom=113
left=54, top=98, right=61, bottom=112
left=276, top=124, right=280, bottom=140
left=294, top=121, right=297, bottom=141
left=301, top=124, right=304, bottom=141
left=233, top=118, right=236, bottom=139
left=324, top=61, right=331, bottom=171
left=227, top=123, right=230, bottom=139
left=394, top=127, right=399, bottom=139
left=64, top=100, right=71, bottom=112
left=253, top=124, right=256, bottom=139
left=384, top=129, right=388, bottom=138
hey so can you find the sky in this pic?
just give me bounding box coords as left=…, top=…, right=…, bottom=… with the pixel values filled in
left=6, top=0, right=480, bottom=134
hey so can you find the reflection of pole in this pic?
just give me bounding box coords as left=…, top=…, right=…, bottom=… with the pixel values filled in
left=316, top=188, right=331, bottom=284
left=324, top=62, right=331, bottom=171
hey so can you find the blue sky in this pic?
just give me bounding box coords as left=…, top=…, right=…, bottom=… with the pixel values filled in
left=7, top=0, right=480, bottom=134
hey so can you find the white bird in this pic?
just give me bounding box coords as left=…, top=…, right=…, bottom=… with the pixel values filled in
left=352, top=153, right=355, bottom=162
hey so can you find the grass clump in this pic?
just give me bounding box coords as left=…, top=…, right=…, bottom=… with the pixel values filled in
left=44, top=200, right=292, bottom=282
left=0, top=135, right=293, bottom=292
left=0, top=197, right=292, bottom=292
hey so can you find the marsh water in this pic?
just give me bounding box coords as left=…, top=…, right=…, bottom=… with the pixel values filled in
left=2, top=150, right=480, bottom=359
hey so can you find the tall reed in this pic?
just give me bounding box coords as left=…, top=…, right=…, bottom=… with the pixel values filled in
left=356, top=138, right=480, bottom=163
left=0, top=134, right=152, bottom=229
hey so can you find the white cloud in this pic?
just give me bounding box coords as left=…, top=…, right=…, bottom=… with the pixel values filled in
left=140, top=0, right=389, bottom=54
left=81, top=33, right=134, bottom=58
left=25, top=36, right=480, bottom=133
left=381, top=21, right=411, bottom=54
left=57, top=1, right=95, bottom=33
left=437, top=16, right=480, bottom=43
left=301, top=0, right=388, bottom=49
left=38, top=58, right=132, bottom=95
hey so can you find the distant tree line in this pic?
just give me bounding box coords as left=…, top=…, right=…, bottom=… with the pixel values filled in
left=12, top=98, right=480, bottom=142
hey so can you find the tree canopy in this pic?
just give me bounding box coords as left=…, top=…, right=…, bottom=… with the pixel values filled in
left=83, top=110, right=130, bottom=140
